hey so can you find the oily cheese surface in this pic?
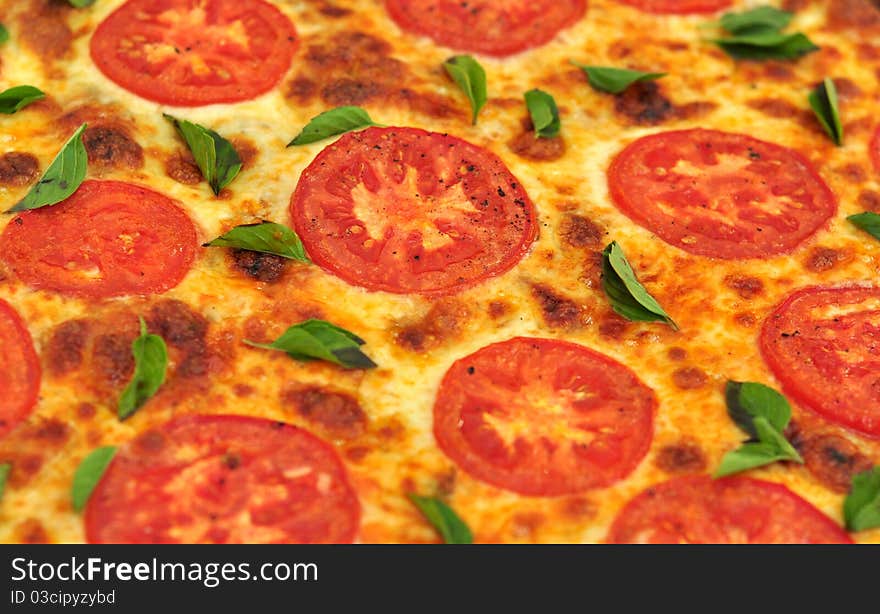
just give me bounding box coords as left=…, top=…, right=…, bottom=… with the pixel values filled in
left=0, top=0, right=879, bottom=543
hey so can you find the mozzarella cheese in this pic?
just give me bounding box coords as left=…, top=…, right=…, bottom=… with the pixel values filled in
left=0, top=0, right=878, bottom=543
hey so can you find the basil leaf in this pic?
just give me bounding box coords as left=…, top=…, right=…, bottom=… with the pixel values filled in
left=844, top=467, right=880, bottom=532
left=714, top=441, right=792, bottom=478
left=717, top=6, right=792, bottom=34
left=68, top=0, right=97, bottom=6
left=408, top=494, right=473, bottom=544
left=288, top=106, right=381, bottom=146
left=118, top=317, right=168, bottom=420
left=0, top=463, right=10, bottom=502
left=601, top=242, right=677, bottom=330
left=164, top=114, right=242, bottom=196
left=204, top=221, right=311, bottom=262
left=809, top=77, right=843, bottom=146
left=713, top=31, right=818, bottom=60
left=523, top=89, right=560, bottom=139
left=0, top=24, right=9, bottom=44
left=571, top=63, right=666, bottom=95
left=848, top=212, right=880, bottom=242
left=715, top=382, right=802, bottom=478
left=71, top=446, right=116, bottom=512
left=245, top=319, right=377, bottom=369
left=7, top=123, right=87, bottom=213
left=725, top=381, right=791, bottom=437
left=0, top=85, right=45, bottom=115
left=443, top=55, right=487, bottom=125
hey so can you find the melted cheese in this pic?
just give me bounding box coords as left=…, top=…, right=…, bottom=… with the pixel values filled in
left=0, top=0, right=879, bottom=544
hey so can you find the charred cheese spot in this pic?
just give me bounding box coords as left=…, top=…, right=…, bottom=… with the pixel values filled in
left=799, top=433, right=874, bottom=493
left=230, top=137, right=258, bottom=170
left=288, top=31, right=455, bottom=118
left=0, top=152, right=40, bottom=186
left=835, top=162, right=868, bottom=184
left=488, top=300, right=510, bottom=319
left=82, top=125, right=144, bottom=169
left=724, top=275, right=764, bottom=300
left=746, top=98, right=815, bottom=128
left=530, top=283, right=584, bottom=329
left=318, top=3, right=352, bottom=18
left=598, top=315, right=629, bottom=340
left=826, top=0, right=880, bottom=29
left=394, top=300, right=470, bottom=352
left=230, top=249, right=288, bottom=283
left=672, top=367, right=708, bottom=390
left=654, top=441, right=707, bottom=474
left=804, top=247, right=847, bottom=272
left=614, top=82, right=673, bottom=125
left=281, top=386, right=367, bottom=439
left=92, top=332, right=136, bottom=387
left=0, top=419, right=71, bottom=489
left=858, top=190, right=880, bottom=211
left=147, top=300, right=218, bottom=380
left=15, top=518, right=50, bottom=544
left=165, top=152, right=202, bottom=185
left=18, top=1, right=72, bottom=62
left=507, top=119, right=566, bottom=161
left=559, top=214, right=604, bottom=249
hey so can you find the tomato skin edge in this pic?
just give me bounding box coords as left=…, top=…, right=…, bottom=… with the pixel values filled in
left=289, top=126, right=539, bottom=296
left=0, top=299, right=41, bottom=439
left=433, top=336, right=657, bottom=497
left=607, top=128, right=837, bottom=260
left=760, top=283, right=880, bottom=440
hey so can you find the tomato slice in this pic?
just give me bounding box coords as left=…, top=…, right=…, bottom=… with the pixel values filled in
left=433, top=337, right=656, bottom=496
left=761, top=285, right=880, bottom=438
left=607, top=129, right=836, bottom=260
left=615, top=0, right=731, bottom=14
left=607, top=475, right=852, bottom=543
left=385, top=0, right=586, bottom=56
left=0, top=180, right=198, bottom=299
left=290, top=127, right=537, bottom=295
left=0, top=300, right=40, bottom=438
left=85, top=414, right=361, bottom=544
left=90, top=0, right=297, bottom=106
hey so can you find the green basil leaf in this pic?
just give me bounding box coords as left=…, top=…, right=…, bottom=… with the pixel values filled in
left=713, top=31, right=818, bottom=60
left=848, top=212, right=880, bottom=242
left=714, top=441, right=794, bottom=478
left=717, top=6, right=792, bottom=34
left=408, top=494, right=473, bottom=544
left=7, top=123, right=87, bottom=213
left=752, top=415, right=802, bottom=462
left=523, top=89, right=560, bottom=139
left=246, top=319, right=377, bottom=369
left=601, top=241, right=677, bottom=330
left=844, top=467, right=880, bottom=532
left=0, top=462, right=10, bottom=502
left=0, top=85, right=45, bottom=114
left=288, top=106, right=381, bottom=146
left=164, top=114, right=242, bottom=196
left=118, top=317, right=168, bottom=420
left=68, top=0, right=97, bottom=6
left=571, top=63, right=666, bottom=95
left=71, top=446, right=116, bottom=512
left=443, top=55, right=487, bottom=125
left=715, top=382, right=802, bottom=478
left=0, top=24, right=9, bottom=44
left=725, top=381, right=792, bottom=437
left=204, top=221, right=311, bottom=263
left=809, top=77, right=843, bottom=146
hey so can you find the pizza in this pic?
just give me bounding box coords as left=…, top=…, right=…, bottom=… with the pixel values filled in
left=0, top=0, right=879, bottom=545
